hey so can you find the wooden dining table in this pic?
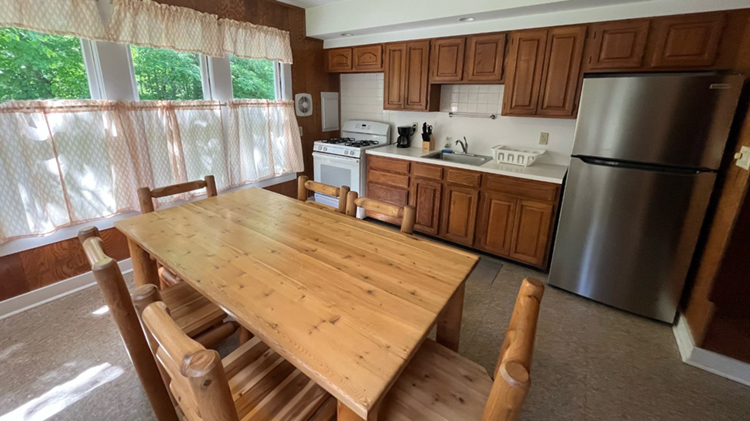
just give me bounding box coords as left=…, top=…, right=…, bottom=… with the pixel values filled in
left=116, top=187, right=479, bottom=420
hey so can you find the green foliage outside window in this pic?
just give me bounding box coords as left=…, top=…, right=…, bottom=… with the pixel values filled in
left=131, top=45, right=203, bottom=101
left=0, top=28, right=90, bottom=101
left=230, top=55, right=275, bottom=100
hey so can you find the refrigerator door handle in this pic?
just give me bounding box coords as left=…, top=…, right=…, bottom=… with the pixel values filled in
left=575, top=156, right=711, bottom=174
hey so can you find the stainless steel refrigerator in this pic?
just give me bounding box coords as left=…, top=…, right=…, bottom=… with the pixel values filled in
left=549, top=73, right=744, bottom=323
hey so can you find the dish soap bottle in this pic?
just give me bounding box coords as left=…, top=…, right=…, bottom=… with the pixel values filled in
left=441, top=137, right=454, bottom=154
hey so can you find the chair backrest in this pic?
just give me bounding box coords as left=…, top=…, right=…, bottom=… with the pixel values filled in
left=138, top=175, right=218, bottom=214
left=140, top=299, right=240, bottom=421
left=345, top=191, right=416, bottom=235
left=77, top=227, right=178, bottom=421
left=480, top=277, right=544, bottom=421
left=296, top=175, right=350, bottom=213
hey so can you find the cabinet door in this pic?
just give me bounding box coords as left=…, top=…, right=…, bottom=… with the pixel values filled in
left=537, top=25, right=586, bottom=118
left=384, top=43, right=407, bottom=110
left=475, top=191, right=517, bottom=257
left=464, top=33, right=506, bottom=82
left=585, top=20, right=650, bottom=70
left=366, top=182, right=409, bottom=225
left=440, top=184, right=479, bottom=246
left=510, top=200, right=554, bottom=267
left=328, top=48, right=352, bottom=72
left=410, top=178, right=442, bottom=235
left=353, top=45, right=383, bottom=71
left=430, top=37, right=466, bottom=83
left=404, top=41, right=432, bottom=110
left=650, top=13, right=725, bottom=68
left=502, top=29, right=548, bottom=116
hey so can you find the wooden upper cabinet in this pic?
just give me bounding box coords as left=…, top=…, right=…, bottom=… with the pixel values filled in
left=327, top=48, right=352, bottom=72
left=384, top=43, right=407, bottom=110
left=404, top=41, right=432, bottom=110
left=650, top=13, right=726, bottom=68
left=502, top=29, right=548, bottom=116
left=464, top=33, right=506, bottom=82
left=430, top=37, right=466, bottom=82
left=585, top=20, right=650, bottom=70
left=537, top=25, right=586, bottom=118
left=353, top=45, right=383, bottom=71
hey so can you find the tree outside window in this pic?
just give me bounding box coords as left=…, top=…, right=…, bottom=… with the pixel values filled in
left=230, top=55, right=275, bottom=100
left=131, top=45, right=203, bottom=101
left=0, top=28, right=90, bottom=101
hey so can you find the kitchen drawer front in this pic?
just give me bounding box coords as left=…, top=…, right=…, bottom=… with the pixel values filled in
left=368, top=170, right=409, bottom=188
left=412, top=163, right=443, bottom=180
left=368, top=155, right=410, bottom=175
left=483, top=174, right=559, bottom=202
left=446, top=168, right=481, bottom=187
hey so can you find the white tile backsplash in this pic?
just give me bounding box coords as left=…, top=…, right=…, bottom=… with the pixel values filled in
left=339, top=73, right=577, bottom=165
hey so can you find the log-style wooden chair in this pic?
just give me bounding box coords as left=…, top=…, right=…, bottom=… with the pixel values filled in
left=138, top=175, right=218, bottom=288
left=377, top=277, right=545, bottom=421
left=136, top=296, right=337, bottom=421
left=297, top=175, right=350, bottom=213
left=79, top=227, right=238, bottom=349
left=345, top=191, right=416, bottom=235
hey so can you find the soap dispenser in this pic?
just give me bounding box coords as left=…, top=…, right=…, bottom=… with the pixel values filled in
left=441, top=137, right=454, bottom=154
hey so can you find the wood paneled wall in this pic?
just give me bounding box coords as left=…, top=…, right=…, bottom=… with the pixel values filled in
left=156, top=0, right=340, bottom=179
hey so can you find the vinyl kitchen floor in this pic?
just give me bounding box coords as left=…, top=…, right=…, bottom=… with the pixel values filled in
left=1, top=259, right=748, bottom=421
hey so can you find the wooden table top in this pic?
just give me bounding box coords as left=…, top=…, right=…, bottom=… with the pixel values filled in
left=116, top=187, right=478, bottom=419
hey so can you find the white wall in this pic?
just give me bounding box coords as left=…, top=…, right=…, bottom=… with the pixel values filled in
left=340, top=73, right=577, bottom=165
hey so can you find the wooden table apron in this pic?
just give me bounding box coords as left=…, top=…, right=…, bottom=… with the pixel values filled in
left=116, top=187, right=478, bottom=420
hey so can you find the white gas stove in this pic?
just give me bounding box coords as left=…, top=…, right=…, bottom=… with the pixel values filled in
left=313, top=120, right=391, bottom=218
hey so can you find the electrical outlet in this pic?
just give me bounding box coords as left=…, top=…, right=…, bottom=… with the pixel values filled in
left=539, top=132, right=549, bottom=145
left=735, top=146, right=750, bottom=170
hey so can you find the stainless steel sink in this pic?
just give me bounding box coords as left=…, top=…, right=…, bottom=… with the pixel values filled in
left=425, top=152, right=493, bottom=166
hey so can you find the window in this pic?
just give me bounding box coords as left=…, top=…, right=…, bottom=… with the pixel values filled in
left=0, top=28, right=90, bottom=101
left=131, top=45, right=203, bottom=100
left=229, top=55, right=276, bottom=100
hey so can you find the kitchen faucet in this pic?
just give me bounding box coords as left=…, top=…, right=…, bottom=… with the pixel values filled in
left=455, top=137, right=468, bottom=154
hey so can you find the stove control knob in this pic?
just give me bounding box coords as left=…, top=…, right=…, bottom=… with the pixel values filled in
left=323, top=147, right=327, bottom=152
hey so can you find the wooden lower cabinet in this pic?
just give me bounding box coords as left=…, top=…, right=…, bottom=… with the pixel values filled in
left=440, top=185, right=479, bottom=247
left=475, top=191, right=517, bottom=257
left=410, top=177, right=442, bottom=235
left=509, top=200, right=554, bottom=267
left=366, top=155, right=559, bottom=269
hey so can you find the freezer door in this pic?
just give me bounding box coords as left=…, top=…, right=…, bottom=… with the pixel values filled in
left=548, top=157, right=716, bottom=322
left=573, top=74, right=743, bottom=170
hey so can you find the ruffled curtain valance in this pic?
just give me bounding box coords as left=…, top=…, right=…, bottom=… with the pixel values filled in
left=0, top=0, right=108, bottom=41
left=0, top=0, right=294, bottom=64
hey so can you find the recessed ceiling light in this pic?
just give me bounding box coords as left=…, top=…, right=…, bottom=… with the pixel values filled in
left=341, top=33, right=353, bottom=37
left=458, top=17, right=475, bottom=22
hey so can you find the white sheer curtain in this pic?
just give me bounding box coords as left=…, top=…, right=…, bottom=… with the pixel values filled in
left=0, top=99, right=302, bottom=243
left=226, top=100, right=304, bottom=186
left=0, top=0, right=108, bottom=41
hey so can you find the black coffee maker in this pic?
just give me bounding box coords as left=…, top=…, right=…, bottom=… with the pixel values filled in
left=396, top=125, right=415, bottom=148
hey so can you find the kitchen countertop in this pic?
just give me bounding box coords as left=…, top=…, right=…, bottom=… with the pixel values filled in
left=367, top=145, right=568, bottom=184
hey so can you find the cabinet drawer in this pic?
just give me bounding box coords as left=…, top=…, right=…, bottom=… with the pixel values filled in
left=412, top=163, right=443, bottom=180
left=368, top=156, right=410, bottom=175
left=368, top=170, right=409, bottom=188
left=446, top=168, right=481, bottom=187
left=483, top=174, right=559, bottom=202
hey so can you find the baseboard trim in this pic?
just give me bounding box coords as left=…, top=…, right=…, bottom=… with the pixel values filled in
left=0, top=259, right=133, bottom=321
left=673, top=313, right=750, bottom=387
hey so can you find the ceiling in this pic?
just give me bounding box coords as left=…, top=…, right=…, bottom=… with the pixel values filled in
left=278, top=0, right=750, bottom=48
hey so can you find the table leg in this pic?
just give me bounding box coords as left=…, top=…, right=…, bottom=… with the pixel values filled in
left=437, top=282, right=465, bottom=352
left=128, top=238, right=160, bottom=287
left=338, top=401, right=379, bottom=421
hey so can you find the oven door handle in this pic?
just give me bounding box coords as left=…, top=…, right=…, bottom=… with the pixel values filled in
left=312, top=152, right=361, bottom=164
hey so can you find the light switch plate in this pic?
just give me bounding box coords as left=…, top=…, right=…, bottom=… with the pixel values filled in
left=735, top=146, right=750, bottom=170
left=539, top=132, right=549, bottom=145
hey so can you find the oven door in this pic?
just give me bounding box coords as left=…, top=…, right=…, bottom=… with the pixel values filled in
left=312, top=152, right=362, bottom=212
